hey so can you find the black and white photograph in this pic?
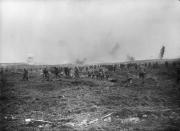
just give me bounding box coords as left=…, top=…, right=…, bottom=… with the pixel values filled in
left=0, top=0, right=180, bottom=130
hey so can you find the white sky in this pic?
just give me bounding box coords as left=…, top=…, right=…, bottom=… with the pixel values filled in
left=0, top=0, right=180, bottom=64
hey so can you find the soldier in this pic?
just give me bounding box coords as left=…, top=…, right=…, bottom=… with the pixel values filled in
left=165, top=61, right=169, bottom=68
left=0, top=68, right=7, bottom=87
left=104, top=71, right=109, bottom=80
left=54, top=67, right=60, bottom=78
left=91, top=71, right=95, bottom=79
left=99, top=68, right=104, bottom=80
left=94, top=70, right=98, bottom=79
left=124, top=72, right=133, bottom=86
left=113, top=64, right=116, bottom=72
left=87, top=71, right=91, bottom=78
left=176, top=67, right=180, bottom=84
left=134, top=63, right=138, bottom=70
left=22, top=68, right=29, bottom=81
left=120, top=64, right=125, bottom=70
left=139, top=67, right=146, bottom=84
left=43, top=68, right=49, bottom=81
left=64, top=67, right=69, bottom=77
left=148, top=62, right=152, bottom=68
left=74, top=67, right=80, bottom=78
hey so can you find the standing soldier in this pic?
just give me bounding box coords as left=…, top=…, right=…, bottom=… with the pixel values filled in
left=99, top=68, right=104, bottom=80
left=23, top=68, right=29, bottom=81
left=43, top=68, right=49, bottom=81
left=64, top=67, right=69, bottom=77
left=74, top=67, right=80, bottom=78
left=139, top=66, right=146, bottom=84
left=0, top=68, right=7, bottom=87
left=87, top=70, right=91, bottom=78
left=104, top=71, right=110, bottom=80
left=54, top=67, right=60, bottom=78
left=176, top=66, right=180, bottom=84
left=126, top=72, right=133, bottom=86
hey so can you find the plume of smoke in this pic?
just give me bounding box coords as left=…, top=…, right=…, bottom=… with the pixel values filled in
left=26, top=54, right=34, bottom=64
left=109, top=43, right=120, bottom=56
left=126, top=54, right=135, bottom=61
left=159, top=45, right=165, bottom=59
left=74, top=58, right=87, bottom=65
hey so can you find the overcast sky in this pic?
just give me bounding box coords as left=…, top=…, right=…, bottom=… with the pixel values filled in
left=0, top=0, right=180, bottom=64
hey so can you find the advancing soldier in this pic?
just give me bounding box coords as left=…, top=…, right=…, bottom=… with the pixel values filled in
left=126, top=73, right=133, bottom=86
left=64, top=67, right=70, bottom=77
left=23, top=68, right=29, bottom=81
left=87, top=71, right=91, bottom=78
left=104, top=71, right=110, bottom=80
left=54, top=67, right=60, bottom=78
left=99, top=69, right=104, bottom=80
left=176, top=67, right=180, bottom=84
left=0, top=68, right=7, bottom=87
left=91, top=71, right=95, bottom=79
left=74, top=67, right=80, bottom=78
left=139, top=67, right=146, bottom=84
left=113, top=64, right=116, bottom=72
left=43, top=68, right=49, bottom=81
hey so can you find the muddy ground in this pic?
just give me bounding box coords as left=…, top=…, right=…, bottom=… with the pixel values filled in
left=1, top=65, right=180, bottom=131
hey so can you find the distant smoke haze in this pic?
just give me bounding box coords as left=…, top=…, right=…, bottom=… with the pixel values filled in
left=0, top=0, right=180, bottom=64
left=126, top=55, right=135, bottom=61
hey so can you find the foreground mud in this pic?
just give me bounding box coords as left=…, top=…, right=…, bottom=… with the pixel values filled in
left=1, top=67, right=180, bottom=131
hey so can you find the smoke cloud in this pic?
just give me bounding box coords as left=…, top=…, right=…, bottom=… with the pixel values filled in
left=126, top=55, right=135, bottom=61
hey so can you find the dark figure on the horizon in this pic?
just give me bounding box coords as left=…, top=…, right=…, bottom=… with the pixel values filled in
left=23, top=68, right=29, bottom=81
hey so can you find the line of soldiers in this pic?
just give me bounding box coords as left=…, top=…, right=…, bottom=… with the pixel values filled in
left=38, top=62, right=164, bottom=82
left=2, top=60, right=179, bottom=84
left=41, top=66, right=79, bottom=80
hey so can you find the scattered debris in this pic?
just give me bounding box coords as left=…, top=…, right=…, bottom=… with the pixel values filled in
left=25, top=118, right=33, bottom=124
left=4, top=115, right=17, bottom=121
left=120, top=117, right=140, bottom=124
left=101, top=113, right=113, bottom=119
left=103, top=116, right=112, bottom=122
left=65, top=122, right=76, bottom=127
left=142, top=114, right=148, bottom=118
left=25, top=119, right=53, bottom=127
left=78, top=119, right=88, bottom=126
left=101, top=113, right=113, bottom=123
left=88, top=118, right=99, bottom=124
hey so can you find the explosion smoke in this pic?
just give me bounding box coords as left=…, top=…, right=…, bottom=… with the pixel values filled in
left=126, top=55, right=135, bottom=61
left=75, top=58, right=87, bottom=65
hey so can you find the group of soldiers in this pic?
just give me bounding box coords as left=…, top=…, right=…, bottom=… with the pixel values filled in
left=1, top=61, right=180, bottom=86
left=87, top=69, right=109, bottom=80
left=42, top=66, right=80, bottom=80
left=20, top=66, right=75, bottom=81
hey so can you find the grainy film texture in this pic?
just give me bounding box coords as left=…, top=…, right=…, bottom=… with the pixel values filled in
left=0, top=0, right=180, bottom=131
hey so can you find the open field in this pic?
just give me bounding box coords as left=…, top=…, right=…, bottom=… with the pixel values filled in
left=1, top=61, right=180, bottom=131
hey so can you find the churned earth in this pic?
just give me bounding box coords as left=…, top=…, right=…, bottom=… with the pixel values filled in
left=1, top=64, right=180, bottom=131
